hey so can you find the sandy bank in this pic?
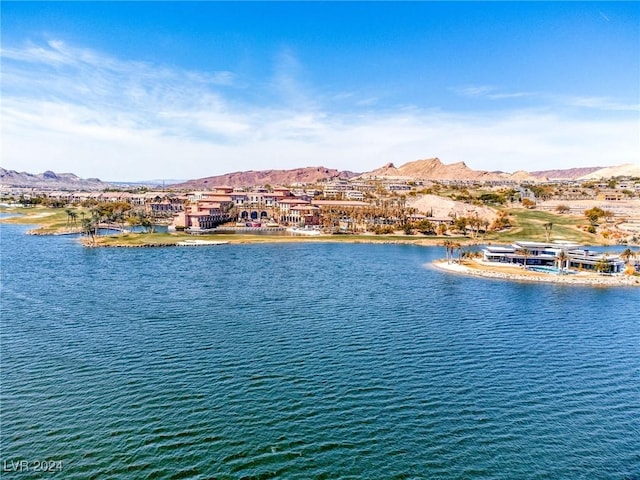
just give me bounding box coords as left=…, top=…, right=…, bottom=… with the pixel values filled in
left=432, top=259, right=640, bottom=287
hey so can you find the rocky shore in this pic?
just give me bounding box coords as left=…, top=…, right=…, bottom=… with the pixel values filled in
left=432, top=259, right=640, bottom=287
left=83, top=242, right=178, bottom=248
left=78, top=232, right=462, bottom=248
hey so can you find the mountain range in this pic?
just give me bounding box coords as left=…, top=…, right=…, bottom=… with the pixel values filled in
left=176, top=159, right=637, bottom=187
left=0, top=168, right=108, bottom=190
left=2, top=160, right=638, bottom=190
left=358, top=158, right=536, bottom=182
left=359, top=158, right=640, bottom=182
left=172, top=167, right=358, bottom=190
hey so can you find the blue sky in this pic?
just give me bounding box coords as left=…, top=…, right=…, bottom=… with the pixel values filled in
left=1, top=2, right=639, bottom=181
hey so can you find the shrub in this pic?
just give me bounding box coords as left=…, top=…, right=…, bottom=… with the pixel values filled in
left=585, top=207, right=605, bottom=225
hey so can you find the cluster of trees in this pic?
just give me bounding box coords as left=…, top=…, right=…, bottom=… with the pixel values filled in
left=401, top=219, right=448, bottom=236
left=490, top=211, right=512, bottom=231
left=477, top=192, right=506, bottom=205
left=65, top=202, right=155, bottom=245
left=441, top=241, right=483, bottom=264
left=318, top=203, right=412, bottom=233
left=13, top=195, right=67, bottom=208
left=445, top=189, right=521, bottom=206
left=582, top=207, right=615, bottom=234
left=449, top=215, right=492, bottom=238
left=527, top=181, right=637, bottom=200
left=443, top=240, right=463, bottom=263
left=527, top=185, right=556, bottom=201
left=316, top=203, right=498, bottom=238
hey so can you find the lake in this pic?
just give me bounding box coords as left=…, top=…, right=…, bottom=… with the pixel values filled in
left=1, top=223, right=638, bottom=479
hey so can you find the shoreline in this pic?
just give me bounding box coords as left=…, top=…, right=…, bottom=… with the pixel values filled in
left=3, top=206, right=636, bottom=252
left=79, top=233, right=463, bottom=248
left=0, top=207, right=470, bottom=246
left=432, top=259, right=640, bottom=287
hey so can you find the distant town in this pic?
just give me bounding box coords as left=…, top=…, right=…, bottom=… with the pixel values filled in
left=2, top=159, right=640, bottom=248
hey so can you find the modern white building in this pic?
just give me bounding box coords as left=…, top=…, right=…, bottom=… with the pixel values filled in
left=482, top=241, right=626, bottom=274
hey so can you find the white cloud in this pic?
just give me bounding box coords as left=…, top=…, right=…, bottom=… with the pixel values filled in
left=452, top=85, right=497, bottom=97
left=453, top=84, right=639, bottom=112
left=562, top=95, right=640, bottom=112
left=2, top=41, right=638, bottom=181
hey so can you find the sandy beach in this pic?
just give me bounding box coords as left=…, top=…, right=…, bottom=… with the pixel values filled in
left=432, top=259, right=640, bottom=287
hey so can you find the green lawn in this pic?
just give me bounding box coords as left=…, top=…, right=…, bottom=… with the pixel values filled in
left=485, top=208, right=598, bottom=244
left=0, top=206, right=87, bottom=233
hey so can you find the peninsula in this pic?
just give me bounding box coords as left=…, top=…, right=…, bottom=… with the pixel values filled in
left=432, top=240, right=639, bottom=286
left=433, top=258, right=639, bottom=287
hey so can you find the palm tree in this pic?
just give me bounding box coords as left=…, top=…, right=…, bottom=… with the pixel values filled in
left=543, top=222, right=553, bottom=242
left=620, top=248, right=633, bottom=266
left=471, top=213, right=481, bottom=239
left=520, top=248, right=531, bottom=268
left=139, top=213, right=154, bottom=233
left=65, top=208, right=73, bottom=228
left=443, top=240, right=452, bottom=264
left=556, top=249, right=568, bottom=272
left=482, top=219, right=490, bottom=240
left=90, top=209, right=102, bottom=237
left=455, top=242, right=463, bottom=263
left=81, top=217, right=97, bottom=245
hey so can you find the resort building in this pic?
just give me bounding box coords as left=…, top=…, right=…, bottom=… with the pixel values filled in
left=482, top=241, right=626, bottom=274
left=172, top=203, right=230, bottom=230
left=322, top=180, right=352, bottom=197
left=277, top=197, right=315, bottom=224
left=345, top=190, right=365, bottom=201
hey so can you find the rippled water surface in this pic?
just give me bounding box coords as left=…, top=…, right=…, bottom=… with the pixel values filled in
left=1, top=224, right=639, bottom=479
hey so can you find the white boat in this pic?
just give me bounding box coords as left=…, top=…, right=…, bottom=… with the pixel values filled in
left=287, top=227, right=323, bottom=236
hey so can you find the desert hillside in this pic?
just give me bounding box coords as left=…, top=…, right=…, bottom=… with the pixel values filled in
left=359, top=158, right=538, bottom=182
left=577, top=163, right=640, bottom=180
left=172, top=167, right=358, bottom=189
left=530, top=166, right=602, bottom=180
left=5, top=159, right=636, bottom=190
left=407, top=194, right=498, bottom=223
